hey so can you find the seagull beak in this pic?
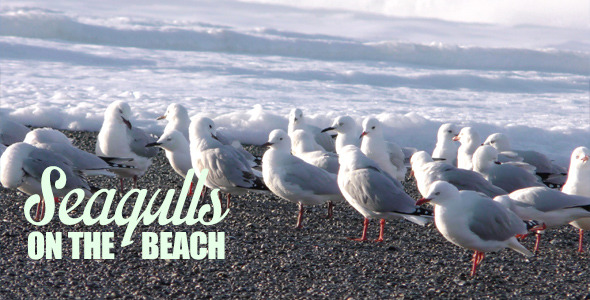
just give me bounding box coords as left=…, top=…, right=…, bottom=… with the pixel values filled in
left=359, top=131, right=368, bottom=139
left=211, top=133, right=220, bottom=141
left=321, top=126, right=335, bottom=133
left=452, top=136, right=460, bottom=141
left=122, top=117, right=132, bottom=129
left=416, top=198, right=431, bottom=206
left=145, top=142, right=161, bottom=147
left=582, top=155, right=589, bottom=163
left=156, top=115, right=166, bottom=120
left=261, top=142, right=274, bottom=148
left=494, top=161, right=502, bottom=165
left=294, top=118, right=298, bottom=122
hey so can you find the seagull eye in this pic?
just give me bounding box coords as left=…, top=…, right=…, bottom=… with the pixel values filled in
left=447, top=130, right=452, bottom=133
left=435, top=192, right=440, bottom=196
left=339, top=123, right=343, bottom=126
left=118, top=109, right=123, bottom=113
left=491, top=141, right=495, bottom=144
left=279, top=138, right=283, bottom=141
left=167, top=138, right=171, bottom=141
left=371, top=126, right=375, bottom=130
left=209, top=125, right=212, bottom=129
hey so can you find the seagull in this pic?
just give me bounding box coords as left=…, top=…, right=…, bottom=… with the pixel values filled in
left=337, top=145, right=432, bottom=241
left=189, top=117, right=267, bottom=209
left=288, top=108, right=335, bottom=152
left=360, top=117, right=406, bottom=182
left=432, top=123, right=459, bottom=165
left=472, top=145, right=544, bottom=193
left=24, top=128, right=133, bottom=177
left=157, top=103, right=191, bottom=139
left=146, top=129, right=197, bottom=195
left=262, top=129, right=343, bottom=228
left=0, top=142, right=93, bottom=221
left=494, top=186, right=590, bottom=253
left=96, top=101, right=158, bottom=191
left=483, top=133, right=567, bottom=186
left=410, top=151, right=507, bottom=198
left=418, top=181, right=541, bottom=276
left=0, top=118, right=30, bottom=146
left=321, top=116, right=360, bottom=154
left=454, top=127, right=480, bottom=170
left=290, top=129, right=339, bottom=174
left=562, top=146, right=590, bottom=252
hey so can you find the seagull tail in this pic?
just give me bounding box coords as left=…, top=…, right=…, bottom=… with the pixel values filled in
left=508, top=238, right=534, bottom=257
left=399, top=207, right=434, bottom=226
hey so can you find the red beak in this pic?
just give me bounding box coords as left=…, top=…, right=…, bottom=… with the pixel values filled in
left=416, top=198, right=431, bottom=206
left=122, top=117, right=132, bottom=129
left=452, top=136, right=460, bottom=141
left=582, top=155, right=589, bottom=163
left=359, top=131, right=368, bottom=139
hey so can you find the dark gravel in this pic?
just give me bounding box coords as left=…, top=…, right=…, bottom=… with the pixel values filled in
left=0, top=130, right=589, bottom=299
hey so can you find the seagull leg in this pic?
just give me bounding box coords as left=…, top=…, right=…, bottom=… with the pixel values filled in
left=40, top=198, right=46, bottom=221
left=324, top=201, right=333, bottom=219
left=54, top=197, right=60, bottom=204
left=188, top=182, right=194, bottom=197
left=375, top=219, right=385, bottom=242
left=133, top=175, right=138, bottom=188
left=226, top=194, right=231, bottom=210
left=34, top=198, right=44, bottom=222
left=349, top=218, right=369, bottom=242
left=470, top=251, right=485, bottom=276
left=295, top=203, right=304, bottom=229
left=579, top=229, right=584, bottom=253
left=534, top=232, right=542, bottom=253
left=119, top=178, right=125, bottom=195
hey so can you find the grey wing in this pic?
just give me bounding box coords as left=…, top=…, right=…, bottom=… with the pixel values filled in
left=343, top=167, right=416, bottom=213
left=0, top=144, right=6, bottom=156
left=467, top=192, right=526, bottom=241
left=129, top=127, right=158, bottom=158
left=200, top=146, right=260, bottom=189
left=437, top=164, right=507, bottom=197
left=387, top=142, right=406, bottom=172
left=284, top=158, right=340, bottom=196
left=512, top=187, right=590, bottom=212
left=35, top=143, right=110, bottom=170
left=490, top=165, right=544, bottom=193
left=23, top=148, right=90, bottom=191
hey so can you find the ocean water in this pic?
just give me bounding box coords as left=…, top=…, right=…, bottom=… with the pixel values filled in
left=0, top=0, right=588, bottom=166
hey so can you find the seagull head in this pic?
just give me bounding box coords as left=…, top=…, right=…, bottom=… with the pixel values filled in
left=570, top=146, right=590, bottom=170
left=189, top=117, right=218, bottom=142
left=410, top=151, right=434, bottom=170
left=106, top=100, right=132, bottom=129
left=290, top=129, right=320, bottom=154
left=360, top=117, right=382, bottom=139
left=289, top=108, right=303, bottom=124
left=438, top=123, right=459, bottom=142
left=23, top=128, right=72, bottom=145
left=0, top=142, right=35, bottom=189
left=263, top=129, right=291, bottom=151
left=453, top=127, right=480, bottom=146
left=323, top=115, right=355, bottom=134
left=146, top=130, right=186, bottom=151
left=482, top=133, right=510, bottom=151
left=417, top=180, right=460, bottom=206
left=472, top=145, right=499, bottom=171
left=157, top=103, right=188, bottom=122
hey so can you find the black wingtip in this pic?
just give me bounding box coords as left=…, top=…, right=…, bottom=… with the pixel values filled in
left=524, top=220, right=546, bottom=232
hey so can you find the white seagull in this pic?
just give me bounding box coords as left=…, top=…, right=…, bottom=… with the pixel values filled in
left=495, top=186, right=590, bottom=253
left=0, top=117, right=30, bottom=146
left=418, top=181, right=542, bottom=276
left=96, top=101, right=158, bottom=190
left=454, top=127, right=480, bottom=170
left=410, top=151, right=507, bottom=198
left=290, top=129, right=339, bottom=174
left=321, top=116, right=360, bottom=154
left=337, top=145, right=432, bottom=241
left=146, top=130, right=197, bottom=195
left=472, top=145, right=544, bottom=193
left=190, top=117, right=267, bottom=209
left=24, top=128, right=133, bottom=177
left=360, top=117, right=406, bottom=182
left=1, top=142, right=93, bottom=221
left=483, top=133, right=567, bottom=185
left=157, top=103, right=191, bottom=139
left=262, top=129, right=344, bottom=228
left=288, top=108, right=335, bottom=152
left=562, top=146, right=590, bottom=252
left=432, top=123, right=459, bottom=165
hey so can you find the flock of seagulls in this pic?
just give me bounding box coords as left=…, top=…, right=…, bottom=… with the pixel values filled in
left=0, top=101, right=588, bottom=277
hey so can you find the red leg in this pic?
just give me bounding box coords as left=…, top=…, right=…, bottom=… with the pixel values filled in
left=133, top=175, right=138, bottom=188
left=295, top=203, right=304, bottom=229
left=200, top=187, right=207, bottom=201
left=349, top=218, right=369, bottom=241
left=325, top=201, right=333, bottom=219
left=34, top=198, right=43, bottom=222
left=188, top=182, right=194, bottom=197
left=534, top=233, right=541, bottom=253
left=40, top=198, right=46, bottom=221
left=471, top=251, right=485, bottom=276
left=226, top=194, right=231, bottom=210
left=119, top=178, right=125, bottom=194
left=375, top=219, right=385, bottom=242
left=579, top=229, right=584, bottom=253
